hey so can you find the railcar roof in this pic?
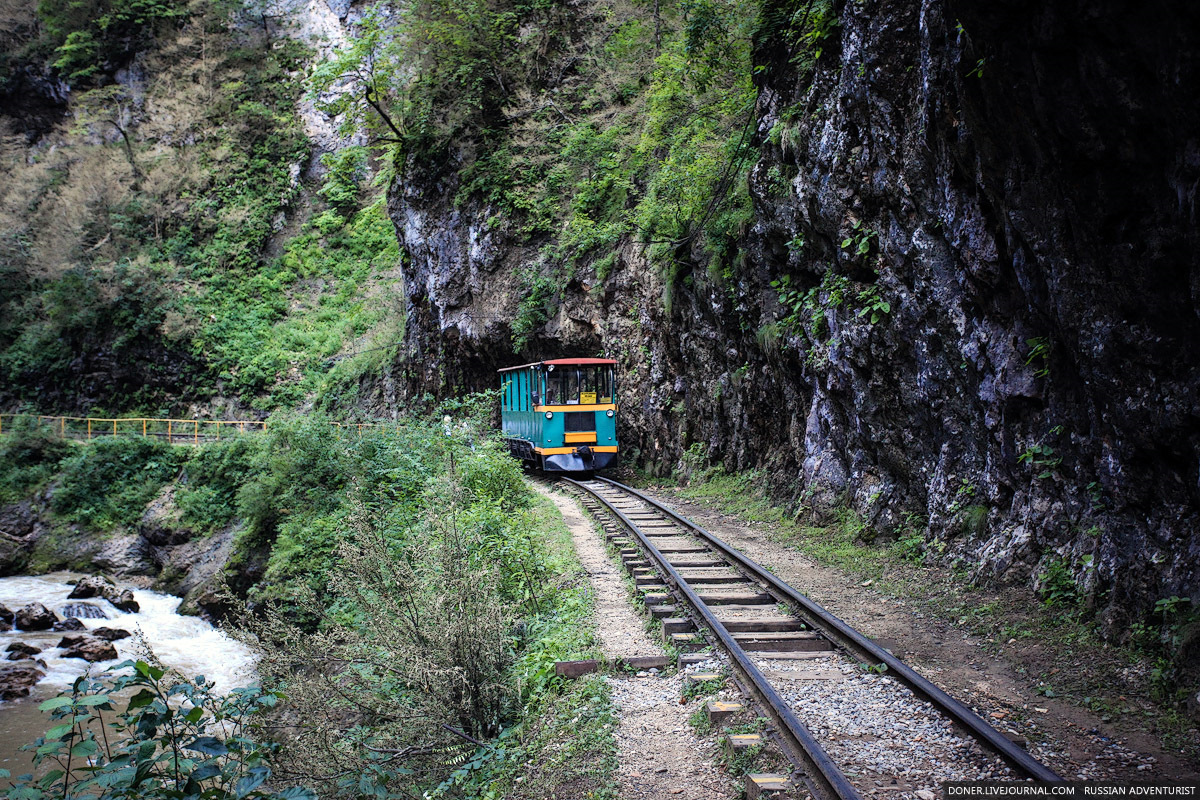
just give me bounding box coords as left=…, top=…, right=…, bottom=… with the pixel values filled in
left=497, top=357, right=616, bottom=372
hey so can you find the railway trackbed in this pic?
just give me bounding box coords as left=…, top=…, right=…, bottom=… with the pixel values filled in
left=558, top=476, right=1063, bottom=800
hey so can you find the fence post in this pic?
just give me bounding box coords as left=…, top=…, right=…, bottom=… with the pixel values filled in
left=194, top=421, right=198, bottom=445
left=88, top=419, right=92, bottom=441
left=143, top=419, right=147, bottom=438
left=113, top=419, right=117, bottom=437
left=168, top=420, right=172, bottom=444
left=60, top=417, right=64, bottom=437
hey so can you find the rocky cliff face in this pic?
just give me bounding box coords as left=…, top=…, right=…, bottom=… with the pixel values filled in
left=388, top=0, right=1200, bottom=626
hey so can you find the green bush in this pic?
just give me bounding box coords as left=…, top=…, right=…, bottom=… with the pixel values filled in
left=7, top=660, right=313, bottom=800
left=318, top=146, right=369, bottom=215
left=176, top=435, right=265, bottom=534
left=52, top=437, right=180, bottom=531
left=38, top=0, right=187, bottom=83
left=0, top=424, right=73, bottom=504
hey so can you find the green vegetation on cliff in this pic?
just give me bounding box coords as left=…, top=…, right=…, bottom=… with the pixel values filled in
left=0, top=0, right=402, bottom=415
left=315, top=0, right=788, bottom=348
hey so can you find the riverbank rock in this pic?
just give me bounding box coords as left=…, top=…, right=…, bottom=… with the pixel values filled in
left=0, top=499, right=45, bottom=576
left=161, top=523, right=238, bottom=619
left=15, top=602, right=58, bottom=630
left=52, top=617, right=86, bottom=632
left=57, top=634, right=117, bottom=662
left=92, top=627, right=131, bottom=642
left=5, top=642, right=42, bottom=660
left=139, top=485, right=193, bottom=546
left=0, top=602, right=12, bottom=632
left=93, top=533, right=154, bottom=576
left=0, top=660, right=45, bottom=699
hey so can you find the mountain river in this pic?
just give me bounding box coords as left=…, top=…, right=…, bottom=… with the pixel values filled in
left=0, top=572, right=257, bottom=774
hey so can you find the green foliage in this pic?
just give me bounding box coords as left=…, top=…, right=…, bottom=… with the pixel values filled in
left=248, top=437, right=610, bottom=795
left=1018, top=442, right=1061, bottom=479
left=1036, top=557, right=1081, bottom=608
left=682, top=674, right=725, bottom=701
left=318, top=146, right=369, bottom=215
left=192, top=199, right=402, bottom=409
left=52, top=437, right=180, bottom=531
left=1025, top=336, right=1051, bottom=378
left=10, top=661, right=311, bottom=800
left=839, top=218, right=877, bottom=257
left=309, top=0, right=528, bottom=156
left=855, top=284, right=891, bottom=324
left=769, top=0, right=839, bottom=76
left=687, top=705, right=713, bottom=736
left=37, top=0, right=187, bottom=83
left=511, top=269, right=560, bottom=352
left=0, top=2, right=390, bottom=415
left=0, top=423, right=73, bottom=503
left=892, top=526, right=925, bottom=564
left=0, top=262, right=188, bottom=411
left=176, top=435, right=264, bottom=534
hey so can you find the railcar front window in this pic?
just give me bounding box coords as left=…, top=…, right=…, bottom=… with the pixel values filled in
left=542, top=365, right=614, bottom=405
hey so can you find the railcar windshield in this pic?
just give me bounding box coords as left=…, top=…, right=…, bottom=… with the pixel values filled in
left=544, top=365, right=614, bottom=405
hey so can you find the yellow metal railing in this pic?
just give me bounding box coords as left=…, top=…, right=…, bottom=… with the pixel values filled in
left=0, top=414, right=267, bottom=445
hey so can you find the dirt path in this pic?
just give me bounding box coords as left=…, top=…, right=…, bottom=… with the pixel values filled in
left=535, top=485, right=736, bottom=800
left=655, top=490, right=1195, bottom=781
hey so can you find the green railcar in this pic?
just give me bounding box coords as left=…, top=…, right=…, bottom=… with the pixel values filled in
left=498, top=358, right=618, bottom=472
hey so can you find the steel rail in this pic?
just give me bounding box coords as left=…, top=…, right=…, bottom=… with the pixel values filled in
left=595, top=476, right=1063, bottom=783
left=561, top=476, right=864, bottom=800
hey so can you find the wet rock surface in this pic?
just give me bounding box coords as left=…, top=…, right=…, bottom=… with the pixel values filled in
left=387, top=0, right=1200, bottom=627
left=5, top=642, right=42, bottom=660
left=14, top=602, right=58, bottom=631
left=67, top=576, right=141, bottom=613
left=62, top=602, right=108, bottom=619
left=57, top=634, right=118, bottom=663
left=0, top=660, right=46, bottom=700
left=68, top=575, right=116, bottom=600
left=92, top=627, right=131, bottom=642
left=51, top=617, right=86, bottom=632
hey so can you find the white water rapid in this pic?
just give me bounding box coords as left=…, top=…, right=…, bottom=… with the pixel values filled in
left=0, top=572, right=257, bottom=768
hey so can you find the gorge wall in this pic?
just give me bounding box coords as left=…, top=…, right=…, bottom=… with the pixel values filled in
left=387, top=0, right=1200, bottom=627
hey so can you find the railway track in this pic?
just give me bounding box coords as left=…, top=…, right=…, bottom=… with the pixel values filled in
left=558, top=475, right=1062, bottom=800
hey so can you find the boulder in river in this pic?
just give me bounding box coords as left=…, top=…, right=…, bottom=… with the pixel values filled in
left=57, top=634, right=117, bottom=662
left=62, top=602, right=108, bottom=619
left=0, top=602, right=13, bottom=626
left=52, top=617, right=86, bottom=632
left=66, top=576, right=140, bottom=612
left=15, top=602, right=58, bottom=631
left=92, top=627, right=131, bottom=642
left=0, top=660, right=45, bottom=700
left=68, top=575, right=115, bottom=600
left=111, top=589, right=139, bottom=613
left=5, top=642, right=42, bottom=660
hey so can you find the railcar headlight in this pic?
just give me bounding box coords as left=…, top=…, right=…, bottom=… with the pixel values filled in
left=545, top=411, right=553, bottom=419
left=606, top=409, right=614, bottom=417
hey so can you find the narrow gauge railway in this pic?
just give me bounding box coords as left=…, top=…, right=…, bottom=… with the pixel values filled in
left=559, top=476, right=1062, bottom=800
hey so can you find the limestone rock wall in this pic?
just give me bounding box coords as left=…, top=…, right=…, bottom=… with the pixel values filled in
left=387, top=0, right=1200, bottom=625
